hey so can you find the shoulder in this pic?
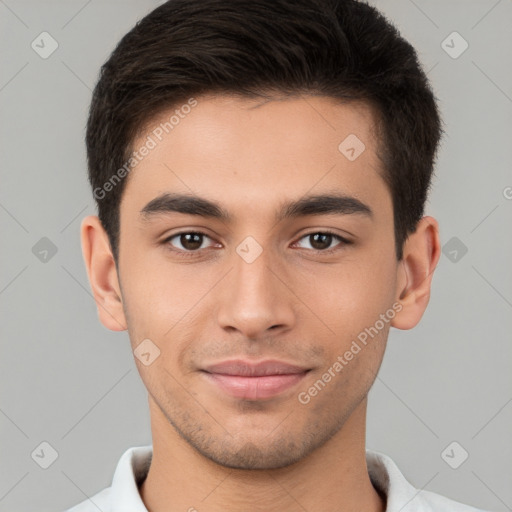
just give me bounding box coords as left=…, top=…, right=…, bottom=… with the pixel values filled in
left=366, top=450, right=489, bottom=512
left=415, top=487, right=488, bottom=511
left=61, top=445, right=152, bottom=512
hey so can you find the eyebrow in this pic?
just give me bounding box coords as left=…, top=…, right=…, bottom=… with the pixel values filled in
left=139, top=192, right=373, bottom=223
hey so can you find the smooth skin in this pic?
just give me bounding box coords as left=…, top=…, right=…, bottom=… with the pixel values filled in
left=81, top=94, right=441, bottom=512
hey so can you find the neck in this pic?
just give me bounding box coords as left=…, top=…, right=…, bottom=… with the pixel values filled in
left=140, top=397, right=384, bottom=512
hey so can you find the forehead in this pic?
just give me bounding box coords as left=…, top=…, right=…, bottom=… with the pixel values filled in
left=121, top=94, right=388, bottom=221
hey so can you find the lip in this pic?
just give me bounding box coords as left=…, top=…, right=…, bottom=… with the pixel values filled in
left=201, top=359, right=310, bottom=400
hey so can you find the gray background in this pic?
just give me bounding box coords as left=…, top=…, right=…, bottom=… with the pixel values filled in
left=1, top=0, right=511, bottom=511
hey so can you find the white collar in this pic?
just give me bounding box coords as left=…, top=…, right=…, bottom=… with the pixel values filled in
left=73, top=445, right=484, bottom=511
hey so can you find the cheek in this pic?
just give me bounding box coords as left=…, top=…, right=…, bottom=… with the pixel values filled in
left=121, top=252, right=208, bottom=330
left=297, top=254, right=395, bottom=330
left=298, top=324, right=388, bottom=419
left=292, top=258, right=396, bottom=383
left=120, top=262, right=216, bottom=377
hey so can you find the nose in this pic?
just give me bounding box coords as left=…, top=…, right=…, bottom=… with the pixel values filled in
left=216, top=244, right=296, bottom=339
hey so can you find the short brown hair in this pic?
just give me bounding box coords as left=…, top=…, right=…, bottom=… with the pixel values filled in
left=86, top=0, right=443, bottom=263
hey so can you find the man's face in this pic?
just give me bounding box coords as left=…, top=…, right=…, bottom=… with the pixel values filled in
left=117, top=94, right=400, bottom=469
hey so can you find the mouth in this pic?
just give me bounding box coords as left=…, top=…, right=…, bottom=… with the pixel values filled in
left=200, top=359, right=311, bottom=400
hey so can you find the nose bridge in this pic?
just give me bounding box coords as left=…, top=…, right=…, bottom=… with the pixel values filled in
left=233, top=238, right=276, bottom=297
left=216, top=236, right=295, bottom=336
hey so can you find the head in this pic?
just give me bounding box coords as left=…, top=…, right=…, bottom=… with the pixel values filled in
left=81, top=0, right=442, bottom=470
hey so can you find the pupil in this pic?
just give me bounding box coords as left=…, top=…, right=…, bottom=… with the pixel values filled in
left=178, top=233, right=333, bottom=252
left=181, top=233, right=202, bottom=250
left=311, top=233, right=332, bottom=250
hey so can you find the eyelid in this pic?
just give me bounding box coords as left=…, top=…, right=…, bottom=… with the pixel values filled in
left=162, top=230, right=219, bottom=254
left=291, top=229, right=351, bottom=254
left=162, top=228, right=352, bottom=257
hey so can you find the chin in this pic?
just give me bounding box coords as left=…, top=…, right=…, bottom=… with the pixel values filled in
left=199, top=440, right=308, bottom=470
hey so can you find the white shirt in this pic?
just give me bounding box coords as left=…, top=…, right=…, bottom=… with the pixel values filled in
left=64, top=445, right=487, bottom=512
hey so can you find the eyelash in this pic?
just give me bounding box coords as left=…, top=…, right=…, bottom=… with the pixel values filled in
left=161, top=230, right=352, bottom=258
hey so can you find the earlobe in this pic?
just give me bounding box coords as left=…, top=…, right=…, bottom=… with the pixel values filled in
left=80, top=215, right=127, bottom=331
left=391, top=216, right=441, bottom=330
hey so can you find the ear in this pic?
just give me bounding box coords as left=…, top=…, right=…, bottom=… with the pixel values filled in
left=80, top=215, right=127, bottom=331
left=391, top=216, right=441, bottom=330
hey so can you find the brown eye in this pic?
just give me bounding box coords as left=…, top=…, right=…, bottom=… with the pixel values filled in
left=177, top=233, right=204, bottom=251
left=163, top=231, right=214, bottom=254
left=295, top=231, right=350, bottom=253
left=309, top=233, right=334, bottom=250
